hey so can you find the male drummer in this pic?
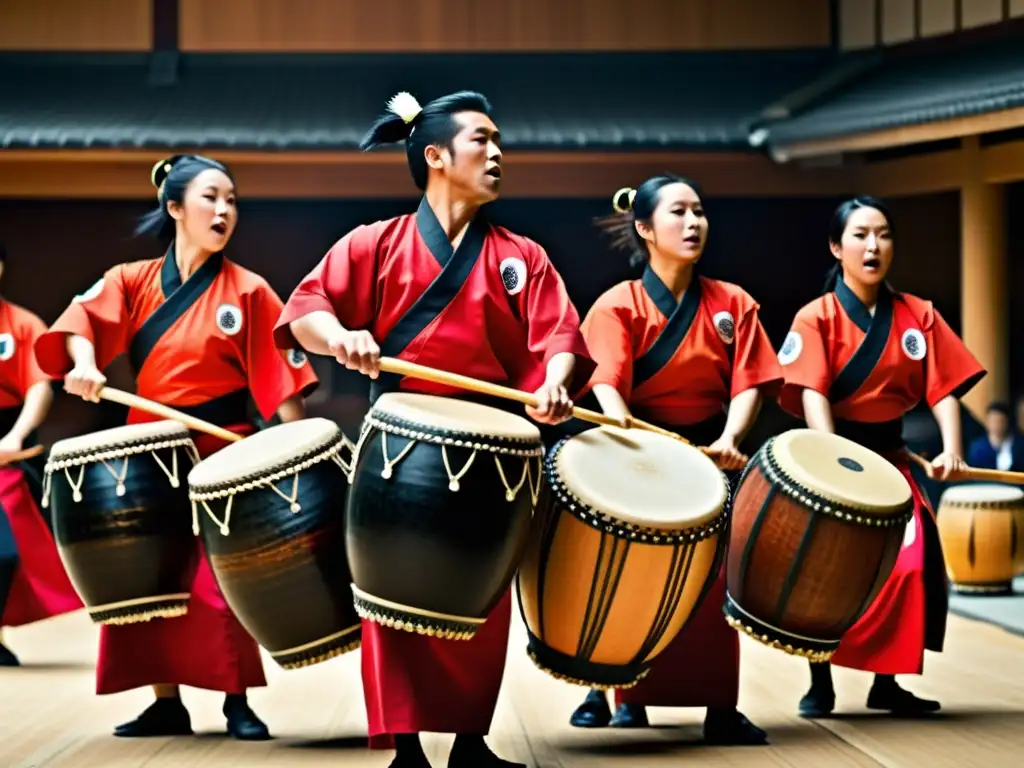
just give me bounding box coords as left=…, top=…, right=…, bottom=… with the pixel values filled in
left=0, top=238, right=82, bottom=665
left=274, top=90, right=595, bottom=768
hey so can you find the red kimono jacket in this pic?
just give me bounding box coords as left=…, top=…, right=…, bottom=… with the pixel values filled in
left=35, top=249, right=318, bottom=694
left=275, top=197, right=594, bottom=740
left=778, top=278, right=984, bottom=674
left=581, top=268, right=782, bottom=708
left=0, top=299, right=82, bottom=629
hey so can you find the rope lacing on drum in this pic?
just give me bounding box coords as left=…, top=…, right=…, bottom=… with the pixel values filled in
left=380, top=432, right=417, bottom=481
left=41, top=438, right=199, bottom=509
left=494, top=455, right=543, bottom=504
left=192, top=472, right=302, bottom=537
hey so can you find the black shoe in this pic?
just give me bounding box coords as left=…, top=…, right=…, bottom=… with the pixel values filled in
left=569, top=689, right=611, bottom=728
left=703, top=708, right=768, bottom=745
left=113, top=698, right=193, bottom=737
left=609, top=703, right=648, bottom=728
left=799, top=661, right=835, bottom=718
left=0, top=644, right=19, bottom=667
left=389, top=734, right=432, bottom=768
left=223, top=693, right=271, bottom=740
left=448, top=734, right=524, bottom=768
left=866, top=680, right=941, bottom=715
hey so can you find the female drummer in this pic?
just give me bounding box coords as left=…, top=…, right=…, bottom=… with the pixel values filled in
left=34, top=155, right=319, bottom=740
left=567, top=175, right=779, bottom=745
left=777, top=195, right=984, bottom=717
left=0, top=240, right=82, bottom=666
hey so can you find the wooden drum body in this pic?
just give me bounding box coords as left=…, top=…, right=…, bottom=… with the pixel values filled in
left=45, top=421, right=200, bottom=625
left=346, top=393, right=543, bottom=640
left=725, top=429, right=913, bottom=661
left=937, top=483, right=1023, bottom=594
left=188, top=418, right=359, bottom=669
left=518, top=427, right=729, bottom=689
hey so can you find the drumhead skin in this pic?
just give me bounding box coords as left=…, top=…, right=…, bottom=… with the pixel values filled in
left=370, top=393, right=541, bottom=443
left=768, top=429, right=911, bottom=515
left=941, top=483, right=1024, bottom=505
left=555, top=427, right=727, bottom=530
left=188, top=417, right=343, bottom=489
left=49, top=420, right=191, bottom=463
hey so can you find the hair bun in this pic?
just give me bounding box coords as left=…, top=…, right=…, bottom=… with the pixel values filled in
left=150, top=155, right=185, bottom=195
left=612, top=187, right=636, bottom=214
left=386, top=91, right=424, bottom=125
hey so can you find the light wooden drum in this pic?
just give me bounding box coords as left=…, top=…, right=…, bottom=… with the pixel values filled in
left=725, top=429, right=913, bottom=661
left=937, top=483, right=1022, bottom=595
left=517, top=426, right=728, bottom=689
left=346, top=394, right=543, bottom=640
left=45, top=421, right=200, bottom=624
left=188, top=418, right=360, bottom=669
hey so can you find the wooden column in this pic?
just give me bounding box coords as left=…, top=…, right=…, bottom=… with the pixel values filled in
left=960, top=135, right=1008, bottom=418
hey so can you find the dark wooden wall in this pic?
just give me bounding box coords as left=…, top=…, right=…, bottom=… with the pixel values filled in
left=0, top=191, right=966, bottom=444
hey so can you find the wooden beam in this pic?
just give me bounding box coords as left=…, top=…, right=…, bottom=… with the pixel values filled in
left=0, top=149, right=853, bottom=200
left=772, top=106, right=1024, bottom=160
left=855, top=148, right=966, bottom=196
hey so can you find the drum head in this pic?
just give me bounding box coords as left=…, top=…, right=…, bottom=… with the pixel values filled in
left=50, top=420, right=191, bottom=461
left=768, top=429, right=911, bottom=515
left=941, top=483, right=1024, bottom=505
left=370, top=393, right=541, bottom=443
left=554, top=427, right=727, bottom=531
left=188, top=418, right=343, bottom=489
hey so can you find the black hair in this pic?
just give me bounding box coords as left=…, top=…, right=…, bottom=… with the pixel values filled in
left=988, top=401, right=1011, bottom=418
left=822, top=195, right=895, bottom=294
left=359, top=90, right=494, bottom=191
left=0, top=239, right=5, bottom=264
left=594, top=173, right=702, bottom=269
left=134, top=154, right=235, bottom=242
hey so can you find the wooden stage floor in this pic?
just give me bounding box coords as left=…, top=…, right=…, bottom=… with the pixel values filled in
left=1, top=608, right=1023, bottom=767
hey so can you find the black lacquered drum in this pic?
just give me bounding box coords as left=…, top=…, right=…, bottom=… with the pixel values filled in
left=44, top=421, right=200, bottom=624
left=188, top=418, right=360, bottom=669
left=347, top=393, right=544, bottom=640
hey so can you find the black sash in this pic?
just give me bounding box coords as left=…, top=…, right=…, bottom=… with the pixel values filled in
left=632, top=267, right=702, bottom=389
left=828, top=278, right=894, bottom=405
left=369, top=197, right=489, bottom=404
left=128, top=245, right=224, bottom=374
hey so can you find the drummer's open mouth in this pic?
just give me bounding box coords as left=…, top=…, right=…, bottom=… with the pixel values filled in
left=863, top=258, right=881, bottom=270
left=211, top=221, right=227, bottom=235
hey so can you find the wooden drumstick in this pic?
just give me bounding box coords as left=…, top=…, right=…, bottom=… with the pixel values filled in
left=377, top=357, right=628, bottom=429
left=98, top=388, right=243, bottom=444
left=906, top=450, right=1024, bottom=485
left=0, top=444, right=44, bottom=467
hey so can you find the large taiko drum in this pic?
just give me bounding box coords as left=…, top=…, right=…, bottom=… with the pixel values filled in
left=724, top=429, right=913, bottom=661
left=187, top=418, right=360, bottom=669
left=517, top=426, right=729, bottom=689
left=44, top=421, right=200, bottom=625
left=346, top=393, right=543, bottom=641
left=937, top=483, right=1022, bottom=594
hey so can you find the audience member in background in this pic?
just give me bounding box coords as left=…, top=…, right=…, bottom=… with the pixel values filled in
left=967, top=402, right=1024, bottom=472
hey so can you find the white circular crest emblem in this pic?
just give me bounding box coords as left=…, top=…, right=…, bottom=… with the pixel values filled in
left=0, top=333, right=14, bottom=362
left=901, top=328, right=927, bottom=361
left=286, top=348, right=307, bottom=369
left=216, top=303, right=243, bottom=336
left=778, top=331, right=803, bottom=366
left=499, top=257, right=527, bottom=296
left=712, top=311, right=735, bottom=345
left=72, top=277, right=105, bottom=304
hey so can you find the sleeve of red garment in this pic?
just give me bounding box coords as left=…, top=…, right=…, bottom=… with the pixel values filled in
left=923, top=305, right=986, bottom=407
left=519, top=241, right=596, bottom=396
left=34, top=266, right=132, bottom=377
left=579, top=298, right=634, bottom=403
left=17, top=312, right=51, bottom=396
left=777, top=304, right=832, bottom=419
left=246, top=282, right=321, bottom=421
left=273, top=224, right=379, bottom=349
left=730, top=302, right=783, bottom=400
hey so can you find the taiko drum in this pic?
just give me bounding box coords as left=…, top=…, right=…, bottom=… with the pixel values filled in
left=937, top=483, right=1022, bottom=594
left=517, top=426, right=729, bottom=689
left=724, top=429, right=913, bottom=661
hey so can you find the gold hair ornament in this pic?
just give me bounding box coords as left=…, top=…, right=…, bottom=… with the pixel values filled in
left=613, top=187, right=637, bottom=214
left=150, top=157, right=176, bottom=200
